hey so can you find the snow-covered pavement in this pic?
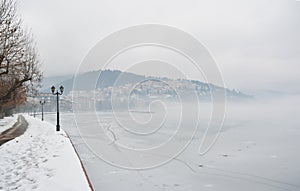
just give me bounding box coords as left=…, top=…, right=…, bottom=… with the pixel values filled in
left=0, top=115, right=91, bottom=191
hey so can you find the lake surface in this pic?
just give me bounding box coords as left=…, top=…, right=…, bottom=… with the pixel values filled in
left=44, top=97, right=300, bottom=191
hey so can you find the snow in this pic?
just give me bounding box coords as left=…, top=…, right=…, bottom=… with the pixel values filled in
left=0, top=115, right=91, bottom=191
left=0, top=115, right=18, bottom=134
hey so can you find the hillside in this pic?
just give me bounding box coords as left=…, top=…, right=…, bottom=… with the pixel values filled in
left=41, top=70, right=145, bottom=94
left=41, top=69, right=251, bottom=101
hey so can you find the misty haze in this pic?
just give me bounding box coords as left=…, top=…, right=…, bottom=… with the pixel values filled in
left=1, top=0, right=300, bottom=191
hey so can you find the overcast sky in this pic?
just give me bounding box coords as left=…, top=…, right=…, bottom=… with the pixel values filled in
left=17, top=0, right=300, bottom=93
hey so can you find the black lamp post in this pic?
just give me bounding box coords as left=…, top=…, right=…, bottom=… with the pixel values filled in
left=40, top=99, right=46, bottom=121
left=51, top=85, right=64, bottom=131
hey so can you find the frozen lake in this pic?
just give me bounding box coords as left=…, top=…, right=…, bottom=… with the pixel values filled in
left=44, top=96, right=300, bottom=191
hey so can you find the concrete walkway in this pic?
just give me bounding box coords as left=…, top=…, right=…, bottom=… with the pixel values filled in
left=0, top=115, right=28, bottom=146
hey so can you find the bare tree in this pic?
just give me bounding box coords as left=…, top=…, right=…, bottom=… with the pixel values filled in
left=0, top=0, right=42, bottom=117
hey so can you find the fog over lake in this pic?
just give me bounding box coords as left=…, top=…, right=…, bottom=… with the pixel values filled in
left=44, top=95, right=300, bottom=191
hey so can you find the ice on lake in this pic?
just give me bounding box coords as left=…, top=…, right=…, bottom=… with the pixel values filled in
left=45, top=95, right=300, bottom=191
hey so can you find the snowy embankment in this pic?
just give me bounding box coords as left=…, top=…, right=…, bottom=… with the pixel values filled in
left=0, top=115, right=91, bottom=191
left=0, top=115, right=18, bottom=134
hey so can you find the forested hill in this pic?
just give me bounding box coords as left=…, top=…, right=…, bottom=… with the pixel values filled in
left=41, top=69, right=251, bottom=100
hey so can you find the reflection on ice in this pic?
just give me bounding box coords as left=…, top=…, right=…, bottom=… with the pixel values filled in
left=44, top=96, right=300, bottom=191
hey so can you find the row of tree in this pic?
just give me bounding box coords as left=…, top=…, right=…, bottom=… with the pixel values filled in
left=0, top=0, right=42, bottom=118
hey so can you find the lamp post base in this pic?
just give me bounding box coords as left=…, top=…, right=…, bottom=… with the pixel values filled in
left=56, top=125, right=60, bottom=131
